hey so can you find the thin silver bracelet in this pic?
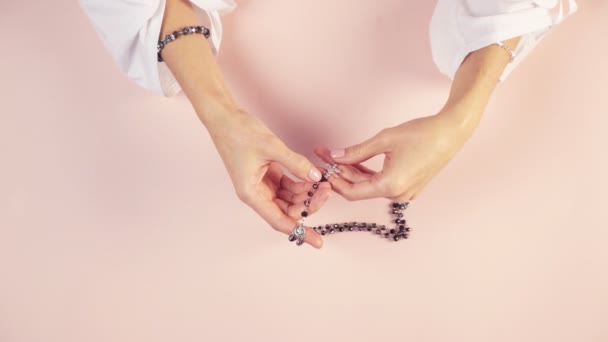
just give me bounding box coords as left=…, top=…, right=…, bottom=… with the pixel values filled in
left=494, top=41, right=516, bottom=62
left=157, top=25, right=210, bottom=62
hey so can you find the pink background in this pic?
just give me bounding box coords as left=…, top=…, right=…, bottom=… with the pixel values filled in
left=1, top=1, right=607, bottom=341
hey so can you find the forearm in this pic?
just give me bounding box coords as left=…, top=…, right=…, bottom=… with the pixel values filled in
left=438, top=37, right=521, bottom=130
left=160, top=0, right=241, bottom=127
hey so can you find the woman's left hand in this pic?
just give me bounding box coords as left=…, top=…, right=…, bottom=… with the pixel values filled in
left=314, top=112, right=477, bottom=202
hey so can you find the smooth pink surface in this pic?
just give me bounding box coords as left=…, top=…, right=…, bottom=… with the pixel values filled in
left=1, top=1, right=607, bottom=341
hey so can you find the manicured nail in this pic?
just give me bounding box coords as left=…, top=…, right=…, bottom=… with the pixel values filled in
left=309, top=168, right=322, bottom=182
left=330, top=148, right=345, bottom=158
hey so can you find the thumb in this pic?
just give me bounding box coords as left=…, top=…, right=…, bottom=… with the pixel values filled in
left=274, top=146, right=323, bottom=182
left=330, top=133, right=386, bottom=165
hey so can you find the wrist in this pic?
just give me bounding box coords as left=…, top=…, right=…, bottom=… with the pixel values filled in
left=438, top=38, right=521, bottom=130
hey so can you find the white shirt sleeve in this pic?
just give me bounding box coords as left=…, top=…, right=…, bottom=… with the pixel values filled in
left=429, top=0, right=578, bottom=81
left=78, top=0, right=237, bottom=97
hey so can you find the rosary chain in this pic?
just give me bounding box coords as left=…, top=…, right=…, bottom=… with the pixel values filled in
left=288, top=165, right=412, bottom=245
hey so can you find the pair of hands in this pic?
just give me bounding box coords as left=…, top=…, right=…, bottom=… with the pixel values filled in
left=207, top=105, right=476, bottom=248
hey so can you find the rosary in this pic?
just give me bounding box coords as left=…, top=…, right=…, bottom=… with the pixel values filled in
left=288, top=164, right=412, bottom=246
left=156, top=27, right=413, bottom=246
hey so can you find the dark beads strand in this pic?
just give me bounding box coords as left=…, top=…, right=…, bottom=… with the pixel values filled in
left=288, top=171, right=412, bottom=245
left=157, top=25, right=211, bottom=62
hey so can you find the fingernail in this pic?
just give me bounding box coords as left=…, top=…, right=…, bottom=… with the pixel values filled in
left=330, top=148, right=345, bottom=159
left=309, top=168, right=322, bottom=182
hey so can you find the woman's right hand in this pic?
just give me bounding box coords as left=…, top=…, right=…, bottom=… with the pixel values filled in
left=204, top=104, right=330, bottom=248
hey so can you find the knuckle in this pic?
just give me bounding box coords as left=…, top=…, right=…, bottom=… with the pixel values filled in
left=349, top=144, right=364, bottom=157
left=336, top=188, right=354, bottom=201
left=379, top=181, right=402, bottom=198
left=292, top=153, right=309, bottom=169
left=399, top=191, right=414, bottom=202
left=378, top=134, right=391, bottom=147
left=286, top=152, right=312, bottom=177
left=235, top=186, right=253, bottom=203
left=387, top=188, right=402, bottom=198
left=376, top=129, right=391, bottom=144
left=344, top=193, right=355, bottom=202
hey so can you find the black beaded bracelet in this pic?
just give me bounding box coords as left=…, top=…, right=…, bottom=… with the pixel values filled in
left=157, top=25, right=211, bottom=62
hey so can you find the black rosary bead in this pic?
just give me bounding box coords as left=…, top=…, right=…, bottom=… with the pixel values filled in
left=290, top=187, right=412, bottom=244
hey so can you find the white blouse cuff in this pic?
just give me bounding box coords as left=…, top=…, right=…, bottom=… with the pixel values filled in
left=430, top=0, right=578, bottom=82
